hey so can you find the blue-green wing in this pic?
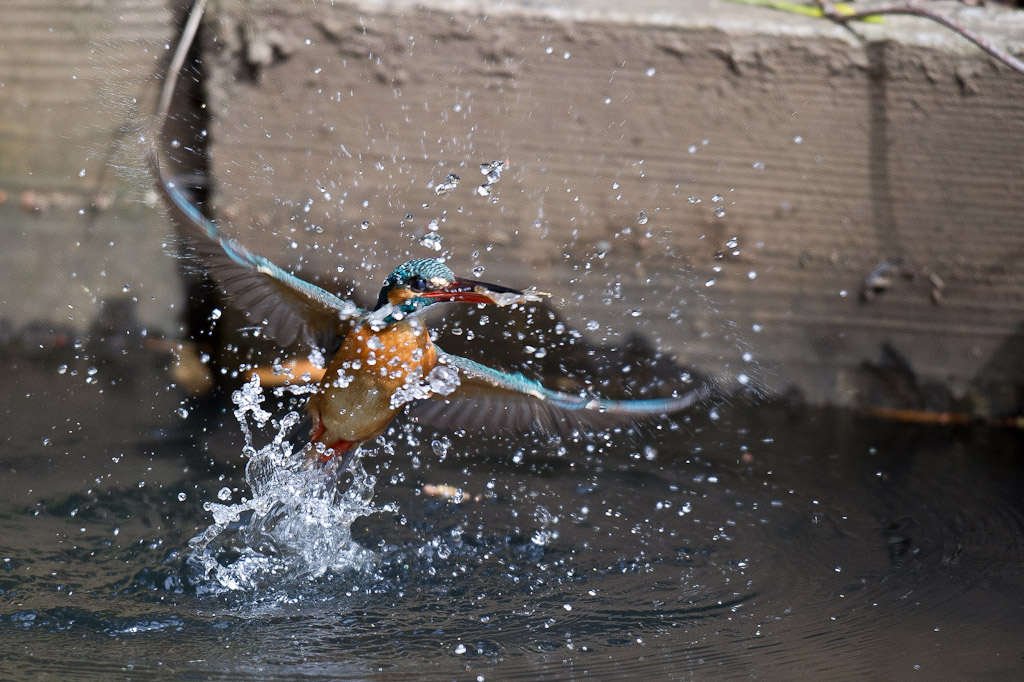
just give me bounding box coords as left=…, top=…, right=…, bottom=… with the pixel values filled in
left=148, top=0, right=362, bottom=348
left=408, top=349, right=710, bottom=435
left=149, top=149, right=364, bottom=347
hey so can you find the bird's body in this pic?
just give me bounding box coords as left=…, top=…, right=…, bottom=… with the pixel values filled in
left=310, top=317, right=437, bottom=460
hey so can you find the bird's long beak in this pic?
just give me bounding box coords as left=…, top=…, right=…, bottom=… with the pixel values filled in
left=424, top=278, right=549, bottom=306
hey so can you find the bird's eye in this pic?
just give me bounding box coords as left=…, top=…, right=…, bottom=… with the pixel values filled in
left=408, top=275, right=427, bottom=292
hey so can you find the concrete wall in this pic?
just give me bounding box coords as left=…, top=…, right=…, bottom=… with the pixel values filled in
left=0, top=0, right=185, bottom=342
left=3, top=0, right=1023, bottom=412
left=199, top=0, right=1024, bottom=410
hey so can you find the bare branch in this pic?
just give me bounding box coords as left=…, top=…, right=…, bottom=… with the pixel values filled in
left=815, top=0, right=1024, bottom=76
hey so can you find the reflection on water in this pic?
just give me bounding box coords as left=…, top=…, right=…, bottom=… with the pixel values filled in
left=1, top=350, right=1022, bottom=681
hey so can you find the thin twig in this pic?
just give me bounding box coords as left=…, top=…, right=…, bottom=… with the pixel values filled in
left=816, top=0, right=1024, bottom=75
left=157, top=0, right=209, bottom=127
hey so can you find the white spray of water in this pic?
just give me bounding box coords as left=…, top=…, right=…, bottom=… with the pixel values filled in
left=186, top=375, right=386, bottom=593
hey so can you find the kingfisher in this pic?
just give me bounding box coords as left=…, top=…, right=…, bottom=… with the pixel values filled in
left=149, top=149, right=709, bottom=466
left=147, top=5, right=708, bottom=468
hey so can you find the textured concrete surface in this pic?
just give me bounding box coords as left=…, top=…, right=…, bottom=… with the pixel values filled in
left=0, top=0, right=186, bottom=343
left=197, top=0, right=1024, bottom=408
left=2, top=0, right=1023, bottom=410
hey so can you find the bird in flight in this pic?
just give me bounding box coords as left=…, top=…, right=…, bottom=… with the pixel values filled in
left=147, top=1, right=708, bottom=470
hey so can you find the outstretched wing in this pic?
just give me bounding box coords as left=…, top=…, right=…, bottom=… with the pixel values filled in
left=147, top=0, right=361, bottom=348
left=149, top=149, right=364, bottom=348
left=408, top=349, right=710, bottom=435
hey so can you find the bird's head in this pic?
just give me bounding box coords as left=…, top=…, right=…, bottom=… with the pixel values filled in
left=373, top=258, right=540, bottom=317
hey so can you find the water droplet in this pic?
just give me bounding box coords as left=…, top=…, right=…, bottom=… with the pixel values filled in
left=545, top=45, right=553, bottom=55
left=78, top=168, right=86, bottom=177
left=57, top=364, right=67, bottom=375
left=217, top=487, right=232, bottom=501
left=715, top=206, right=726, bottom=218
left=210, top=308, right=222, bottom=320
left=434, top=173, right=460, bottom=196
left=454, top=643, right=467, bottom=654
left=742, top=352, right=754, bottom=362
left=705, top=279, right=716, bottom=287
left=794, top=135, right=803, bottom=144
left=427, top=365, right=461, bottom=396
left=419, top=233, right=443, bottom=251
left=636, top=210, right=648, bottom=225
left=585, top=320, right=600, bottom=331
left=176, top=407, right=189, bottom=419
left=562, top=51, right=571, bottom=59
left=752, top=161, right=765, bottom=170
left=748, top=270, right=757, bottom=280
left=480, top=160, right=505, bottom=177
left=177, top=492, right=187, bottom=502
left=360, top=221, right=370, bottom=230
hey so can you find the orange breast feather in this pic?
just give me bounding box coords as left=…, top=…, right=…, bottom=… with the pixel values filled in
left=312, top=320, right=437, bottom=444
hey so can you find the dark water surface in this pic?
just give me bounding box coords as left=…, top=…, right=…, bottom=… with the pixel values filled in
left=2, top=352, right=1022, bottom=681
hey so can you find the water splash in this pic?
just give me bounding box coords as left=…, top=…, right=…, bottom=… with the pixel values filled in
left=433, top=172, right=460, bottom=196
left=476, top=159, right=508, bottom=197
left=185, top=375, right=384, bottom=593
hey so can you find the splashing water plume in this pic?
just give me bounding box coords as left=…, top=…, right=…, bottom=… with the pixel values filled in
left=186, top=375, right=384, bottom=593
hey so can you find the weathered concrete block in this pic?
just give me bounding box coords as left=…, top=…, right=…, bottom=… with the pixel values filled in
left=196, top=0, right=1024, bottom=409
left=0, top=0, right=184, bottom=340
left=7, top=0, right=1021, bottom=412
